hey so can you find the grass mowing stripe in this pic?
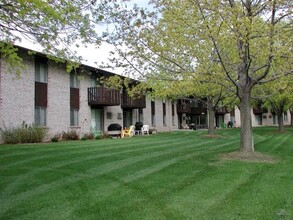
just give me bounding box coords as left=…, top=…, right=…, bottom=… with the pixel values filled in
left=0, top=130, right=231, bottom=165
left=0, top=136, right=199, bottom=167
left=266, top=133, right=291, bottom=152
left=0, top=138, right=240, bottom=215
left=200, top=163, right=290, bottom=219
left=1, top=135, right=213, bottom=171
left=0, top=135, right=179, bottom=159
left=202, top=169, right=262, bottom=214
left=1, top=138, right=214, bottom=199
left=0, top=135, right=214, bottom=190
left=2, top=128, right=291, bottom=219
left=197, top=132, right=292, bottom=215
left=57, top=147, right=232, bottom=219
left=91, top=153, right=202, bottom=200
left=0, top=132, right=205, bottom=165
left=0, top=138, right=215, bottom=212
left=1, top=132, right=237, bottom=198
left=1, top=136, right=217, bottom=192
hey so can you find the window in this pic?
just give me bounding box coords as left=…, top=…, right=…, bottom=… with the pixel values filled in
left=91, top=75, right=98, bottom=87
left=35, top=57, right=47, bottom=83
left=151, top=100, right=155, bottom=126
left=35, top=56, right=47, bottom=126
left=70, top=108, right=79, bottom=126
left=70, top=72, right=80, bottom=88
left=70, top=71, right=80, bottom=126
left=172, top=101, right=175, bottom=126
left=163, top=102, right=166, bottom=126
left=35, top=107, right=46, bottom=126
left=138, top=109, right=143, bottom=122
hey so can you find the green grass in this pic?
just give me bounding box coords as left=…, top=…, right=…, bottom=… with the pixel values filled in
left=0, top=127, right=292, bottom=220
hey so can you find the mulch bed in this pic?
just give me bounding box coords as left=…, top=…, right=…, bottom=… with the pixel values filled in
left=221, top=151, right=279, bottom=164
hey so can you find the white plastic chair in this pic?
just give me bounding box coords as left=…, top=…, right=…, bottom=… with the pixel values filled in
left=141, top=125, right=149, bottom=135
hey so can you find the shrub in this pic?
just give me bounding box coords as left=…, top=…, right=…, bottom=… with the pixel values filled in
left=51, top=137, right=58, bottom=142
left=0, top=122, right=48, bottom=144
left=50, top=134, right=59, bottom=142
left=103, top=133, right=113, bottom=139
left=80, top=136, right=87, bottom=141
left=51, top=133, right=62, bottom=142
left=82, top=133, right=94, bottom=140
left=95, top=135, right=103, bottom=140
left=62, top=130, right=79, bottom=140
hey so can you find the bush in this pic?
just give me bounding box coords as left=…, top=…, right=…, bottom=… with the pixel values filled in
left=51, top=137, right=58, bottom=142
left=95, top=134, right=103, bottom=140
left=103, top=133, right=113, bottom=139
left=0, top=122, right=48, bottom=144
left=62, top=130, right=79, bottom=140
left=82, top=133, right=94, bottom=140
left=51, top=133, right=61, bottom=142
left=80, top=136, right=87, bottom=141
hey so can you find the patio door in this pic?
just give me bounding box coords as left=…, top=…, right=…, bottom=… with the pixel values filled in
left=216, top=115, right=224, bottom=128
left=91, top=108, right=103, bottom=133
left=123, top=110, right=132, bottom=128
left=255, top=114, right=262, bottom=125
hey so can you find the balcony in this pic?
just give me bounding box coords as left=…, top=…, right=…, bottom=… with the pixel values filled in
left=88, top=87, right=120, bottom=106
left=253, top=107, right=268, bottom=114
left=177, top=103, right=191, bottom=114
left=122, top=94, right=146, bottom=109
left=191, top=107, right=207, bottom=115
left=216, top=107, right=228, bottom=114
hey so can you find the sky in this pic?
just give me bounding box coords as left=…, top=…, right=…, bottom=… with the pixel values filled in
left=16, top=0, right=152, bottom=76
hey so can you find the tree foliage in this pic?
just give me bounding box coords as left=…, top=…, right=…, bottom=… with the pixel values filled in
left=95, top=0, right=293, bottom=152
left=261, top=75, right=293, bottom=131
left=0, top=0, right=100, bottom=74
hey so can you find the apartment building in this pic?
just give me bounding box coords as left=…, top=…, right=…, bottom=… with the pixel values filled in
left=0, top=46, right=182, bottom=142
left=0, top=46, right=290, bottom=143
left=176, top=99, right=291, bottom=129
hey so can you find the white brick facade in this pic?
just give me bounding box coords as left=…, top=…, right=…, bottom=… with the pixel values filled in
left=47, top=61, right=70, bottom=136
left=0, top=50, right=35, bottom=128
left=0, top=50, right=179, bottom=142
left=0, top=48, right=291, bottom=143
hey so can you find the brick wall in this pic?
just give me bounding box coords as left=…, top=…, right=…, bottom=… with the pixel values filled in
left=0, top=48, right=185, bottom=144
left=0, top=50, right=35, bottom=129
left=46, top=61, right=70, bottom=137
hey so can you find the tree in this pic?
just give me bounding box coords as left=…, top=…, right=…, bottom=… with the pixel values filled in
left=95, top=0, right=293, bottom=153
left=261, top=75, right=293, bottom=131
left=155, top=75, right=233, bottom=135
left=290, top=108, right=293, bottom=126
left=0, top=0, right=99, bottom=73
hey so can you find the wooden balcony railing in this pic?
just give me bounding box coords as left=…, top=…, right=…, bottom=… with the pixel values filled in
left=122, top=94, right=146, bottom=109
left=88, top=87, right=120, bottom=106
left=216, top=107, right=228, bottom=114
left=253, top=107, right=268, bottom=114
left=177, top=103, right=191, bottom=114
left=191, top=107, right=207, bottom=115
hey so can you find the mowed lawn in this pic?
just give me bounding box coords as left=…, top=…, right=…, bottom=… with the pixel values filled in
left=0, top=127, right=292, bottom=220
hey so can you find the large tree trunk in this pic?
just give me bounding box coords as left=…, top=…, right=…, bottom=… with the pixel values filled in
left=277, top=114, right=284, bottom=132
left=207, top=101, right=215, bottom=135
left=239, top=90, right=254, bottom=152
left=270, top=100, right=286, bottom=132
